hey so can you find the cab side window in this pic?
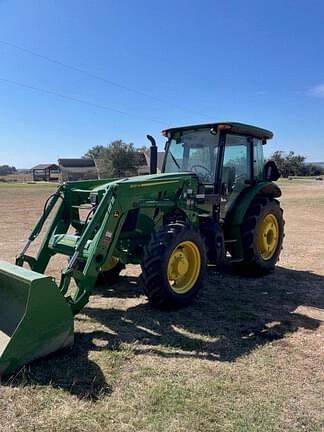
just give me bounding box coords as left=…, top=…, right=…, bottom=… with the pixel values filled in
left=220, top=134, right=251, bottom=219
left=221, top=134, right=250, bottom=195
left=253, top=138, right=264, bottom=180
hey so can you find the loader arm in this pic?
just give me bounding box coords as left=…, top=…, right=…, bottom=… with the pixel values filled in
left=15, top=182, right=130, bottom=315
left=0, top=173, right=198, bottom=376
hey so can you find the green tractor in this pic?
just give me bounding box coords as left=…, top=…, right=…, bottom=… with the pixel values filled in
left=0, top=121, right=284, bottom=376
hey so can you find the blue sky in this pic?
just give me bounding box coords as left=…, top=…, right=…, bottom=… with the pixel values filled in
left=0, top=0, right=324, bottom=167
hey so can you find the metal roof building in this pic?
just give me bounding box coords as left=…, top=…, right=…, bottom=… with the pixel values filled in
left=32, top=163, right=60, bottom=182
left=58, top=158, right=98, bottom=181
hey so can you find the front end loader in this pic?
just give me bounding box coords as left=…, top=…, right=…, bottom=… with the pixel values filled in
left=0, top=121, right=284, bottom=376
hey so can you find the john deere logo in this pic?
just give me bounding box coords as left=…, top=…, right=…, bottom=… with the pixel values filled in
left=113, top=211, right=120, bottom=218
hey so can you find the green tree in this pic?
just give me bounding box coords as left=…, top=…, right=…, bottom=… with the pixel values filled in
left=83, top=145, right=105, bottom=160
left=286, top=151, right=306, bottom=176
left=269, top=151, right=323, bottom=177
left=108, top=140, right=137, bottom=177
left=84, top=140, right=144, bottom=178
left=270, top=151, right=288, bottom=176
left=0, top=165, right=17, bottom=176
left=304, top=163, right=324, bottom=176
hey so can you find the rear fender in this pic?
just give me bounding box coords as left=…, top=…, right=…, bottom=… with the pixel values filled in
left=224, top=181, right=281, bottom=259
left=226, top=181, right=281, bottom=226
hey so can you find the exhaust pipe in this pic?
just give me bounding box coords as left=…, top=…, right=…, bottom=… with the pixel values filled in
left=147, top=135, right=157, bottom=174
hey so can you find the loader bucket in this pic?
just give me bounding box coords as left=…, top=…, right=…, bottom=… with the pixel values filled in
left=0, top=261, right=74, bottom=377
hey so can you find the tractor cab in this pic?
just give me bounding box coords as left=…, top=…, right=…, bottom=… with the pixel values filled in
left=161, top=122, right=276, bottom=219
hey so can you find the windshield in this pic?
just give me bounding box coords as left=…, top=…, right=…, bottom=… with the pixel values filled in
left=164, top=129, right=219, bottom=183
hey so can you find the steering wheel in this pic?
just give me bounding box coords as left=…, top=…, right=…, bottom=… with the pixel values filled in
left=234, top=172, right=247, bottom=181
left=191, top=164, right=212, bottom=178
left=233, top=172, right=248, bottom=188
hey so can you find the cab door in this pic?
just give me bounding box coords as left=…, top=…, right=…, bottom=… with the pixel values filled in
left=220, top=134, right=252, bottom=220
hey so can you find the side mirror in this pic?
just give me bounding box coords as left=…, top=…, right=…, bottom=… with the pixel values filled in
left=263, top=160, right=280, bottom=181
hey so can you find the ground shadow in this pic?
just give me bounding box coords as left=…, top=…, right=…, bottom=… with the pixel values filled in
left=91, top=275, right=140, bottom=299
left=3, top=265, right=323, bottom=399
left=2, top=332, right=112, bottom=401
left=83, top=265, right=323, bottom=362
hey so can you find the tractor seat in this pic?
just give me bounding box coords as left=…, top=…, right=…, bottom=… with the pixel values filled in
left=48, top=234, right=92, bottom=257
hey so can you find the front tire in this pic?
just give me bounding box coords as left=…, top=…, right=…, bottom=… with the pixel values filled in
left=96, top=257, right=125, bottom=286
left=235, top=196, right=284, bottom=275
left=139, top=223, right=207, bottom=308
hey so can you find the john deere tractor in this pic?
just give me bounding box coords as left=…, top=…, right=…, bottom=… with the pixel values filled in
left=0, top=122, right=284, bottom=375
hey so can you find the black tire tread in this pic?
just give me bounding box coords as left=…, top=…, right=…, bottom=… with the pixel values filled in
left=140, top=223, right=207, bottom=308
left=235, top=196, right=285, bottom=276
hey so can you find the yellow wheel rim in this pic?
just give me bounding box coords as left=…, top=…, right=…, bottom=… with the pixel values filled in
left=167, top=241, right=201, bottom=294
left=101, top=256, right=120, bottom=272
left=257, top=213, right=279, bottom=260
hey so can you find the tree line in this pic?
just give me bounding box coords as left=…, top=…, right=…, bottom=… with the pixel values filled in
left=269, top=151, right=323, bottom=177
left=0, top=165, right=17, bottom=176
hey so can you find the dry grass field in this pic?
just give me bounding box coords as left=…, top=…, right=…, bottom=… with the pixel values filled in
left=0, top=173, right=33, bottom=183
left=0, top=180, right=323, bottom=432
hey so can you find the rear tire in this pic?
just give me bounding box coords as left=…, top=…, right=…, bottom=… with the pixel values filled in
left=234, top=196, right=284, bottom=275
left=139, top=223, right=207, bottom=308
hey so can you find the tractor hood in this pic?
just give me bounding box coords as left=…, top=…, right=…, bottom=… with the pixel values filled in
left=91, top=172, right=196, bottom=192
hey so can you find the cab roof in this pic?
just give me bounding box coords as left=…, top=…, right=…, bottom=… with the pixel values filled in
left=162, top=121, right=273, bottom=140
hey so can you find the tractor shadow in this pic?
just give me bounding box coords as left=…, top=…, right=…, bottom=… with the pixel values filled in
left=84, top=265, right=323, bottom=363
left=3, top=265, right=323, bottom=400
left=2, top=332, right=112, bottom=401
